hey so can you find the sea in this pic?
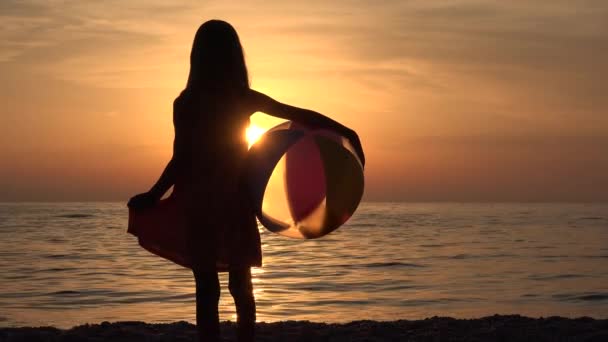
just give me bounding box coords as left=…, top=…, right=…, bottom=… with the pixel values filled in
left=0, top=202, right=607, bottom=328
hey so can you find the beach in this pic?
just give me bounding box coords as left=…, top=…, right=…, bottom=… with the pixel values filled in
left=2, top=316, right=608, bottom=341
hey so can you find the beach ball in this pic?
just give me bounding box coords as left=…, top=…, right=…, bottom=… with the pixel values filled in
left=246, top=121, right=364, bottom=239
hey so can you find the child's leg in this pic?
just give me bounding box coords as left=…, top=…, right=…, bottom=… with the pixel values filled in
left=228, top=267, right=256, bottom=342
left=193, top=268, right=220, bottom=342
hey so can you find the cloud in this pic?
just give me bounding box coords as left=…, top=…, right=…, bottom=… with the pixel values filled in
left=1, top=0, right=607, bottom=201
left=0, top=0, right=200, bottom=88
left=234, top=1, right=608, bottom=138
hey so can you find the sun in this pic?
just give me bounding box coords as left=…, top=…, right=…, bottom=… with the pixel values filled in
left=245, top=124, right=266, bottom=148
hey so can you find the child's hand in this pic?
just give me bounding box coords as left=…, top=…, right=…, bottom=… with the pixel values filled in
left=127, top=192, right=159, bottom=210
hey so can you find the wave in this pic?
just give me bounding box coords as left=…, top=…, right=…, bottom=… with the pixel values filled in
left=55, top=214, right=94, bottom=219
left=364, top=262, right=427, bottom=268
left=529, top=274, right=586, bottom=281
left=553, top=292, right=608, bottom=302
left=578, top=294, right=608, bottom=301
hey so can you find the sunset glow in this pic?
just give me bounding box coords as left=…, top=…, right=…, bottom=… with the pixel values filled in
left=0, top=1, right=606, bottom=201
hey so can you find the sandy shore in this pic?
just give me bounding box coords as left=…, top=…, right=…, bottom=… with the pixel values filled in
left=1, top=315, right=607, bottom=341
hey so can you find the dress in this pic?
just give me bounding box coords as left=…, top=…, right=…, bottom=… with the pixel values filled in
left=128, top=88, right=262, bottom=271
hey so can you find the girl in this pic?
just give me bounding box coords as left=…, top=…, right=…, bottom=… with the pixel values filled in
left=128, top=20, right=364, bottom=342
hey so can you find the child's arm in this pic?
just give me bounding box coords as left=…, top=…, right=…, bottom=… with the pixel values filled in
left=248, top=89, right=365, bottom=166
left=127, top=155, right=177, bottom=210
left=148, top=159, right=177, bottom=199
left=128, top=101, right=185, bottom=210
left=146, top=101, right=189, bottom=200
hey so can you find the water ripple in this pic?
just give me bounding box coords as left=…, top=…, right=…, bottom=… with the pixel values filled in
left=1, top=202, right=607, bottom=328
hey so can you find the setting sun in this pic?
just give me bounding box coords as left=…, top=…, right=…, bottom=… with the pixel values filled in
left=246, top=124, right=267, bottom=148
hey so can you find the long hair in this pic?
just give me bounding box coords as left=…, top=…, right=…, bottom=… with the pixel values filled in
left=186, top=20, right=249, bottom=92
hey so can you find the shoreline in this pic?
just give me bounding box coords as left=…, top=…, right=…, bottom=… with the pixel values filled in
left=2, top=315, right=607, bottom=341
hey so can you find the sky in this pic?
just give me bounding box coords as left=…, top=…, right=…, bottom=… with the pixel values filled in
left=1, top=0, right=607, bottom=202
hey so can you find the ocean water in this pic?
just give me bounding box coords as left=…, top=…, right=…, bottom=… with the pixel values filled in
left=0, top=202, right=607, bottom=329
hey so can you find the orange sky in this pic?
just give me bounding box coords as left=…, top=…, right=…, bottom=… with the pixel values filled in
left=1, top=1, right=607, bottom=201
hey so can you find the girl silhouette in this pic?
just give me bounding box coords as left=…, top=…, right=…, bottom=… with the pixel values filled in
left=128, top=20, right=364, bottom=342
